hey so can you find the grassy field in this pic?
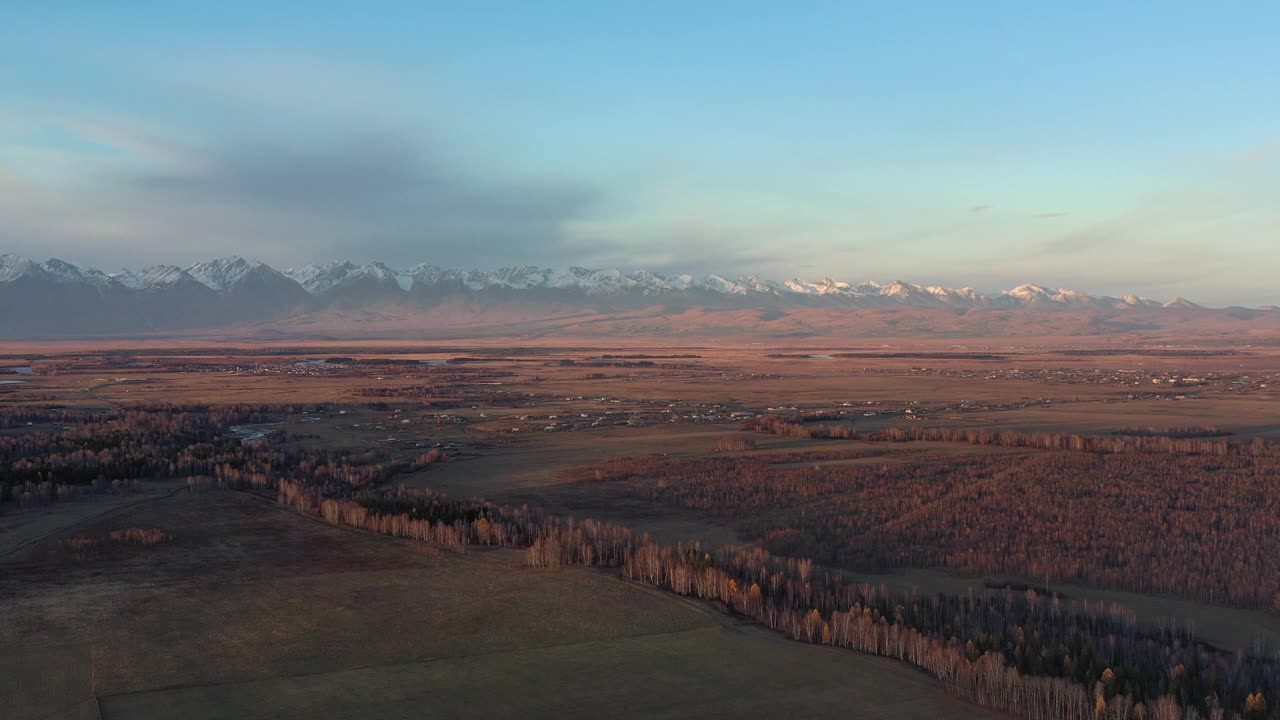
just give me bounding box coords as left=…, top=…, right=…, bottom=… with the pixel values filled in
left=0, top=488, right=1000, bottom=720
left=104, top=624, right=1000, bottom=720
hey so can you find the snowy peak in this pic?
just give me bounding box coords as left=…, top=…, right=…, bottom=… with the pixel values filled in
left=486, top=265, right=560, bottom=289
left=401, top=263, right=456, bottom=287
left=1120, top=294, right=1160, bottom=308
left=285, top=261, right=358, bottom=295
left=3, top=255, right=115, bottom=289
left=0, top=254, right=44, bottom=283
left=999, top=283, right=1132, bottom=308
left=186, top=256, right=288, bottom=292
left=699, top=274, right=747, bottom=295
left=881, top=280, right=933, bottom=302
left=342, top=262, right=413, bottom=294
left=737, top=275, right=783, bottom=295
left=928, top=286, right=986, bottom=306
left=627, top=269, right=676, bottom=293
left=111, top=265, right=199, bottom=290
left=785, top=277, right=862, bottom=296
left=42, top=258, right=110, bottom=287
left=353, top=262, right=401, bottom=283
left=1004, top=284, right=1057, bottom=302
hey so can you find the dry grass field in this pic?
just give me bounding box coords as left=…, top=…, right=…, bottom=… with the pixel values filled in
left=1, top=488, right=1001, bottom=720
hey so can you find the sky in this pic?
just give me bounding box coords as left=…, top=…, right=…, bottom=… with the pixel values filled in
left=2, top=2, right=1278, bottom=305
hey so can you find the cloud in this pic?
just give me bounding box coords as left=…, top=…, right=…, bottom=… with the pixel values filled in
left=0, top=41, right=614, bottom=270
left=128, top=135, right=425, bottom=211
left=2, top=129, right=603, bottom=269
left=561, top=215, right=846, bottom=278
left=1036, top=227, right=1114, bottom=256
left=968, top=204, right=992, bottom=213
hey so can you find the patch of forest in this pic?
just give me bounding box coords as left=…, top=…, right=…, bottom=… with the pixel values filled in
left=570, top=448, right=1280, bottom=612
left=0, top=404, right=407, bottom=506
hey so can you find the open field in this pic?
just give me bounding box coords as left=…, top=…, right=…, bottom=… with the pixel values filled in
left=1, top=488, right=1000, bottom=720
left=4, top=340, right=1279, bottom=719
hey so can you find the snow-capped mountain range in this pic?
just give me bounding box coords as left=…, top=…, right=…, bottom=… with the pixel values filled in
left=1, top=253, right=1272, bottom=338
left=0, top=253, right=1213, bottom=307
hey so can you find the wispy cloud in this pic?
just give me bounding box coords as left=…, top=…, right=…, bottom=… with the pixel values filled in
left=562, top=216, right=833, bottom=277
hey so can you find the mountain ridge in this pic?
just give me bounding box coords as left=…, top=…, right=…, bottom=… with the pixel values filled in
left=2, top=253, right=1274, bottom=339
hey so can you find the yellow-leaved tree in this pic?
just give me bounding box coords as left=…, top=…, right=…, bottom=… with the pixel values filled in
left=1245, top=692, right=1267, bottom=719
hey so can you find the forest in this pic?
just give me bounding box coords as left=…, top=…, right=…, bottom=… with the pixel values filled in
left=571, top=445, right=1280, bottom=611
left=0, top=404, right=404, bottom=506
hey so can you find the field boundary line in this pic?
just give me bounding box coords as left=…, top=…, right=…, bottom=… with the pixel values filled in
left=0, top=484, right=187, bottom=560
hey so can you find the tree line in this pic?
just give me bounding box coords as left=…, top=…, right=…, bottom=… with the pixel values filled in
left=743, top=415, right=1280, bottom=457
left=270, top=469, right=1277, bottom=720
left=742, top=414, right=859, bottom=439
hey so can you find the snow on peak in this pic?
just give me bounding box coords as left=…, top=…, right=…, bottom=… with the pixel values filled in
left=285, top=261, right=358, bottom=295
left=737, top=275, right=782, bottom=294
left=186, top=256, right=272, bottom=291
left=785, top=277, right=859, bottom=296
left=110, top=265, right=196, bottom=290
left=487, top=265, right=557, bottom=289
left=356, top=262, right=397, bottom=281
left=285, top=261, right=414, bottom=295
left=350, top=262, right=413, bottom=293
left=699, top=274, right=746, bottom=294
left=1005, top=283, right=1056, bottom=299
left=40, top=258, right=107, bottom=287
left=881, top=280, right=924, bottom=298
left=0, top=254, right=40, bottom=283
left=630, top=270, right=678, bottom=293
left=108, top=269, right=146, bottom=290
left=926, top=286, right=985, bottom=306
left=402, top=263, right=454, bottom=286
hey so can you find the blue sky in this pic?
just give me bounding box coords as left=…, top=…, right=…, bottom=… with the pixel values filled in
left=2, top=2, right=1277, bottom=304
